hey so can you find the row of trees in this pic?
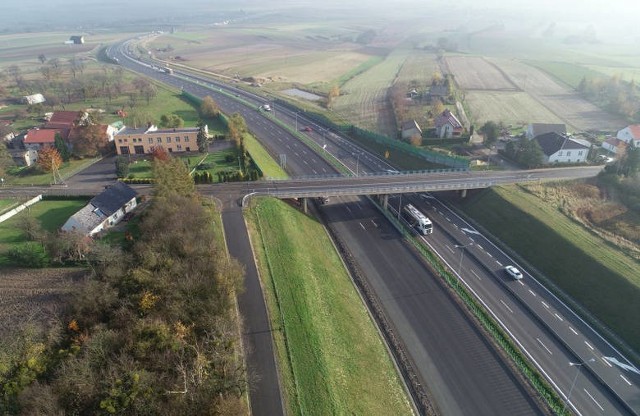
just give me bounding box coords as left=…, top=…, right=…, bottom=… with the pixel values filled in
left=1, top=157, right=247, bottom=415
left=577, top=74, right=640, bottom=120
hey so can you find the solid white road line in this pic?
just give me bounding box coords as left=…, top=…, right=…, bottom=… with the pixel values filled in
left=500, top=300, right=514, bottom=313
left=536, top=338, right=553, bottom=355
left=583, top=389, right=604, bottom=411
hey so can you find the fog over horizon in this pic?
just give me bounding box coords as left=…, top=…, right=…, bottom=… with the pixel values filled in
left=2, top=0, right=639, bottom=43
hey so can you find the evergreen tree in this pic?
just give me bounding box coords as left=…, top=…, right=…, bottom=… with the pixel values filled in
left=197, top=119, right=208, bottom=153
left=54, top=133, right=70, bottom=162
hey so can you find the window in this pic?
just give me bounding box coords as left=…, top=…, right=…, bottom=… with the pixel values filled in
left=558, top=151, right=563, bottom=156
left=567, top=151, right=572, bottom=156
left=124, top=139, right=128, bottom=143
left=148, top=137, right=153, bottom=143
left=184, top=137, right=190, bottom=142
left=118, top=139, right=122, bottom=143
left=157, top=137, right=162, bottom=143
left=176, top=137, right=180, bottom=142
left=166, top=137, right=172, bottom=143
left=177, top=144, right=182, bottom=150
left=578, top=151, right=583, bottom=156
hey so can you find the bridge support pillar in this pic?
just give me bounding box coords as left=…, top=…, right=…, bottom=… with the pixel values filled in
left=382, top=194, right=388, bottom=210
left=302, top=197, right=308, bottom=214
left=461, top=189, right=467, bottom=198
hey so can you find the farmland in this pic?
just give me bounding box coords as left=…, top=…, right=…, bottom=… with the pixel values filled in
left=444, top=56, right=517, bottom=91
left=464, top=91, right=562, bottom=127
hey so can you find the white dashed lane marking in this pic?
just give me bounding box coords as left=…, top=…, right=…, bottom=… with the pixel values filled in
left=536, top=338, right=553, bottom=355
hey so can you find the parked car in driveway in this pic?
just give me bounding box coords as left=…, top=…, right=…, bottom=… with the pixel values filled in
left=505, top=265, right=523, bottom=280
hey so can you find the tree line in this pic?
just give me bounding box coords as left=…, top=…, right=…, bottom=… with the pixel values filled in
left=1, top=158, right=247, bottom=415
left=578, top=74, right=640, bottom=121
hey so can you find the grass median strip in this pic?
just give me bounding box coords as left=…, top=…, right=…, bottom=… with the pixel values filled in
left=246, top=197, right=413, bottom=416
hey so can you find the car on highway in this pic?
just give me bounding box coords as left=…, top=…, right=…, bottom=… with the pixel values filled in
left=505, top=265, right=523, bottom=280
left=259, top=104, right=272, bottom=111
left=302, top=126, right=312, bottom=132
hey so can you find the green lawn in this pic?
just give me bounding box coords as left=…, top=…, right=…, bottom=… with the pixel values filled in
left=6, top=158, right=98, bottom=186
left=457, top=186, right=640, bottom=353
left=0, top=198, right=88, bottom=266
left=243, top=133, right=288, bottom=179
left=246, top=198, right=412, bottom=416
left=0, top=199, right=18, bottom=214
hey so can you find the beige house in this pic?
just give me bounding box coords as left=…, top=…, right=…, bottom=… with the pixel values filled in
left=114, top=125, right=207, bottom=155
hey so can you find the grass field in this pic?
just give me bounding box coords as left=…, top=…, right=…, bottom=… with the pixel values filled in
left=246, top=198, right=412, bottom=416
left=127, top=148, right=239, bottom=181
left=445, top=56, right=517, bottom=90
left=525, top=61, right=603, bottom=89
left=243, top=133, right=288, bottom=179
left=465, top=90, right=562, bottom=127
left=456, top=185, right=640, bottom=353
left=0, top=199, right=18, bottom=214
left=6, top=158, right=98, bottom=186
left=0, top=199, right=88, bottom=266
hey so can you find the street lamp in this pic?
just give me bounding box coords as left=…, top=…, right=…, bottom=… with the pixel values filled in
left=455, top=243, right=473, bottom=275
left=563, top=359, right=596, bottom=414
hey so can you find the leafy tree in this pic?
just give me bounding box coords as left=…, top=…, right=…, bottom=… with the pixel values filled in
left=227, top=113, right=247, bottom=146
left=197, top=119, right=208, bottom=153
left=200, top=96, right=220, bottom=118
left=37, top=54, right=46, bottom=64
left=0, top=142, right=14, bottom=179
left=517, top=138, right=544, bottom=168
left=37, top=147, right=62, bottom=172
left=409, top=133, right=422, bottom=147
left=153, top=157, right=196, bottom=198
left=70, top=125, right=106, bottom=157
left=8, top=242, right=49, bottom=268
left=480, top=121, right=499, bottom=145
left=150, top=146, right=170, bottom=162
left=159, top=114, right=184, bottom=128
left=327, top=85, right=340, bottom=109
left=54, top=133, right=70, bottom=162
left=115, top=156, right=130, bottom=178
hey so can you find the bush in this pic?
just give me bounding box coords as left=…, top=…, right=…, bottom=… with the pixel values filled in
left=224, top=154, right=235, bottom=163
left=8, top=242, right=50, bottom=268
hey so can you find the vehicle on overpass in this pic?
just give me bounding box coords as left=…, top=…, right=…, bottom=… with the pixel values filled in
left=402, top=203, right=433, bottom=235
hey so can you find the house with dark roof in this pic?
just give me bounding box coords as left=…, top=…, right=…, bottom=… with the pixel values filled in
left=616, top=125, right=640, bottom=148
left=533, top=132, right=590, bottom=164
left=434, top=109, right=463, bottom=138
left=61, top=182, right=137, bottom=236
left=401, top=120, right=422, bottom=141
left=526, top=123, right=566, bottom=140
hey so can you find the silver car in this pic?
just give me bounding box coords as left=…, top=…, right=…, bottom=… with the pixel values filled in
left=505, top=265, right=523, bottom=280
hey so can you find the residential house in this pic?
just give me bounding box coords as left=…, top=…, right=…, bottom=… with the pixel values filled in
left=427, top=84, right=448, bottom=102
left=401, top=120, right=422, bottom=141
left=526, top=123, right=566, bottom=140
left=114, top=124, right=207, bottom=155
left=534, top=132, right=590, bottom=164
left=43, top=111, right=87, bottom=140
left=434, top=109, right=463, bottom=138
left=23, top=128, right=61, bottom=150
left=616, top=125, right=640, bottom=148
left=61, top=182, right=137, bottom=236
left=21, top=93, right=46, bottom=105
left=602, top=137, right=627, bottom=155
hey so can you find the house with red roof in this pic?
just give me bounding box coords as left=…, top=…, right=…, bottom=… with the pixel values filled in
left=23, top=128, right=61, bottom=150
left=602, top=137, right=627, bottom=155
left=434, top=109, right=463, bottom=138
left=43, top=111, right=88, bottom=139
left=616, top=125, right=640, bottom=148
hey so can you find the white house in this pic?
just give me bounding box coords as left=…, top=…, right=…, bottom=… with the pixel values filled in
left=534, top=132, right=590, bottom=164
left=434, top=109, right=463, bottom=138
left=616, top=125, right=640, bottom=148
left=62, top=182, right=137, bottom=236
left=602, top=137, right=627, bottom=155
left=526, top=123, right=566, bottom=140
left=21, top=93, right=46, bottom=105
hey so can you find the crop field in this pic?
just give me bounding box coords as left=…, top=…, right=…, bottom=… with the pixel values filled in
left=488, top=58, right=627, bottom=132
left=465, top=91, right=562, bottom=126
left=395, top=51, right=440, bottom=85
left=333, top=48, right=412, bottom=136
left=445, top=56, right=518, bottom=91
left=148, top=29, right=372, bottom=86
left=0, top=268, right=82, bottom=340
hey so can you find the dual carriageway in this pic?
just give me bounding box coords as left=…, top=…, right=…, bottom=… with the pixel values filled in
left=101, top=39, right=640, bottom=415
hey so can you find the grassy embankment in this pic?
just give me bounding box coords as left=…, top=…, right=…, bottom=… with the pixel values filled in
left=0, top=199, right=18, bottom=213
left=246, top=198, right=412, bottom=416
left=0, top=199, right=88, bottom=266
left=456, top=185, right=640, bottom=354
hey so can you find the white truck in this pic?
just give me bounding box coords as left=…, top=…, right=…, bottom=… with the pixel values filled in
left=402, top=204, right=433, bottom=235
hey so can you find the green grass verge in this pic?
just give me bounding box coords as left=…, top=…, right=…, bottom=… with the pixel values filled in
left=456, top=186, right=640, bottom=354
left=242, top=133, right=288, bottom=179
left=0, top=199, right=88, bottom=266
left=246, top=197, right=413, bottom=416
left=0, top=199, right=18, bottom=214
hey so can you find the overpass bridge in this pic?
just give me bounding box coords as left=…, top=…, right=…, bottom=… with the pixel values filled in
left=198, top=165, right=602, bottom=209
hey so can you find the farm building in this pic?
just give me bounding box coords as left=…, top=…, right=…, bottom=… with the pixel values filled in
left=616, top=125, right=640, bottom=148
left=61, top=182, right=137, bottom=236
left=401, top=120, right=422, bottom=141
left=534, top=132, right=590, bottom=164
left=21, top=93, right=45, bottom=105
left=434, top=109, right=463, bottom=138
left=67, top=36, right=85, bottom=44
left=23, top=128, right=60, bottom=150
left=526, top=123, right=566, bottom=140
left=602, top=137, right=627, bottom=155
left=114, top=124, right=206, bottom=155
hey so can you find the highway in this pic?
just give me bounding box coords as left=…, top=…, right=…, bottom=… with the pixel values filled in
left=101, top=38, right=640, bottom=415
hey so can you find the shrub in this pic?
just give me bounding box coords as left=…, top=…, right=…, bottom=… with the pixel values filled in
left=8, top=242, right=50, bottom=268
